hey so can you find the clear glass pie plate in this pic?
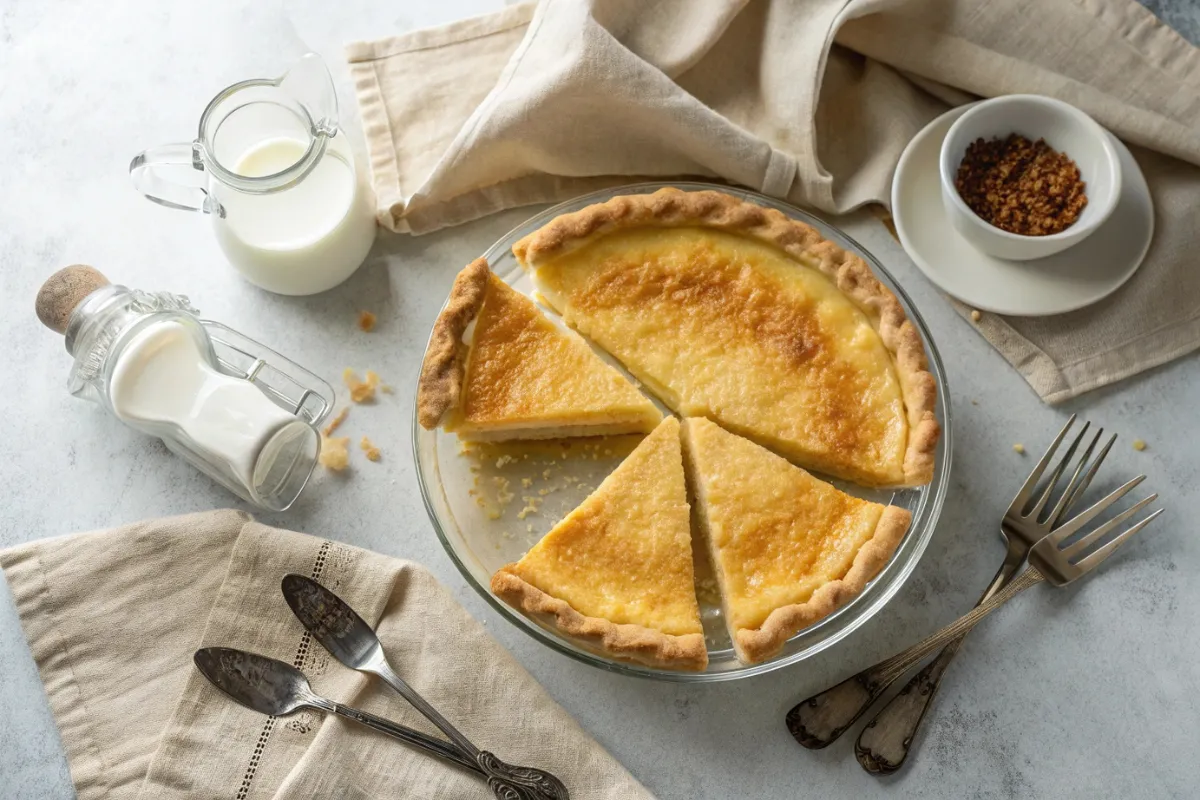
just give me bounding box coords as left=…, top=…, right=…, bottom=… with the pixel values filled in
left=414, top=181, right=952, bottom=682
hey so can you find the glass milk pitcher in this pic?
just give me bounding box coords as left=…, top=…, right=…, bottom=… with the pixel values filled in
left=130, top=54, right=376, bottom=296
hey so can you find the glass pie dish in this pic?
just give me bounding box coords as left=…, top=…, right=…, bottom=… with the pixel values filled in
left=413, top=181, right=952, bottom=682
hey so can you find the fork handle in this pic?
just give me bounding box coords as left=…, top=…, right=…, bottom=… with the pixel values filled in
left=787, top=568, right=1044, bottom=749
left=854, top=548, right=1025, bottom=773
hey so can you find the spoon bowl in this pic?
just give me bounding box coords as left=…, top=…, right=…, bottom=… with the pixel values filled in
left=193, top=646, right=312, bottom=716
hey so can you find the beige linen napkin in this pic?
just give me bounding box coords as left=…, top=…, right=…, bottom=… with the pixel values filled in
left=346, top=0, right=1200, bottom=402
left=0, top=510, right=651, bottom=800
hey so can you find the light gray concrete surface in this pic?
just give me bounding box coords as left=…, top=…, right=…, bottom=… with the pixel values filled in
left=1, top=2, right=1197, bottom=798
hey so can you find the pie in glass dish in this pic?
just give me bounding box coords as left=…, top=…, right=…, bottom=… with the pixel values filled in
left=417, top=257, right=662, bottom=440
left=514, top=188, right=939, bottom=487
left=681, top=417, right=911, bottom=664
left=490, top=417, right=708, bottom=670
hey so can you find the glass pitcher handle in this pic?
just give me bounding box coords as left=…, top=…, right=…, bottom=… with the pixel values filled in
left=129, top=142, right=223, bottom=215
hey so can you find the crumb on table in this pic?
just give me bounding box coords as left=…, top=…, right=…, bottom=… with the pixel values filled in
left=320, top=436, right=351, bottom=471
left=322, top=406, right=349, bottom=437
left=970, top=309, right=982, bottom=322
left=344, top=368, right=382, bottom=403
left=1013, top=443, right=1025, bottom=454
left=1132, top=439, right=1147, bottom=451
left=358, top=310, right=377, bottom=332
left=360, top=436, right=382, bottom=462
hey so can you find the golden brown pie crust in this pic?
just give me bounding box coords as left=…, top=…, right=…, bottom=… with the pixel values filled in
left=514, top=188, right=939, bottom=486
left=731, top=506, right=911, bottom=664
left=416, top=257, right=490, bottom=429
left=490, top=568, right=709, bottom=671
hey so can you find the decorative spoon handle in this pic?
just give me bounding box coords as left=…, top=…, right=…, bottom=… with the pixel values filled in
left=311, top=698, right=482, bottom=774
left=374, top=662, right=569, bottom=800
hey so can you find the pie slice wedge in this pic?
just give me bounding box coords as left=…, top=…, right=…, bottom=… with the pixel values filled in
left=491, top=417, right=707, bottom=670
left=681, top=417, right=911, bottom=664
left=514, top=188, right=939, bottom=487
left=417, top=258, right=662, bottom=440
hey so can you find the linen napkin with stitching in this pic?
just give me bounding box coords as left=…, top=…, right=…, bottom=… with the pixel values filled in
left=346, top=0, right=1200, bottom=403
left=0, top=510, right=652, bottom=800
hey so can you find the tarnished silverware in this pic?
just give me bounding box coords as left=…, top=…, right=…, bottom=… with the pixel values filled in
left=786, top=415, right=1161, bottom=772
left=282, top=574, right=569, bottom=800
left=855, top=415, right=1110, bottom=772
left=193, top=647, right=481, bottom=775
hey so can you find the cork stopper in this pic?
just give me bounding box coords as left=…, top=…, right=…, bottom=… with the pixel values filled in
left=36, top=265, right=110, bottom=334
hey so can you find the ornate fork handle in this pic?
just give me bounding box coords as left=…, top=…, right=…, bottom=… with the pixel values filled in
left=478, top=751, right=570, bottom=800
left=787, top=568, right=1044, bottom=748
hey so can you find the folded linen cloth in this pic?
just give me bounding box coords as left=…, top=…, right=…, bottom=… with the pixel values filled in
left=0, top=510, right=651, bottom=800
left=345, top=0, right=1200, bottom=403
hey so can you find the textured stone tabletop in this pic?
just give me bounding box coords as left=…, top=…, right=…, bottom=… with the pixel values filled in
left=1, top=2, right=1197, bottom=798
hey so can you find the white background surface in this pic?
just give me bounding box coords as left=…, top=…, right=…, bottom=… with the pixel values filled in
left=1, top=2, right=1197, bottom=798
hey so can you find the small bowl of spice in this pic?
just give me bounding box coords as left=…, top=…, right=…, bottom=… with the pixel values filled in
left=939, top=94, right=1121, bottom=261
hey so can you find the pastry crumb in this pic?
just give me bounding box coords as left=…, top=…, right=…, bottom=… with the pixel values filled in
left=496, top=455, right=515, bottom=468
left=358, top=310, right=377, bottom=332
left=493, top=477, right=514, bottom=507
left=322, top=406, right=349, bottom=436
left=360, top=436, right=381, bottom=462
left=521, top=477, right=533, bottom=488
left=343, top=368, right=382, bottom=403
left=971, top=399, right=979, bottom=406
left=970, top=309, right=982, bottom=322
left=319, top=436, right=351, bottom=471
left=1013, top=443, right=1025, bottom=454
left=1132, top=439, right=1147, bottom=451
left=517, top=496, right=543, bottom=520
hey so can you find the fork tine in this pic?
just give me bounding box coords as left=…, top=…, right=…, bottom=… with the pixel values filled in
left=1074, top=508, right=1164, bottom=574
left=1059, top=494, right=1158, bottom=561
left=1012, top=414, right=1077, bottom=511
left=1046, top=428, right=1104, bottom=526
left=1050, top=475, right=1147, bottom=542
left=1028, top=421, right=1090, bottom=520
left=1058, top=432, right=1116, bottom=517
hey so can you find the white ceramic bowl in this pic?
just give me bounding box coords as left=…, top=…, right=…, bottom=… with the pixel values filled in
left=939, top=95, right=1121, bottom=261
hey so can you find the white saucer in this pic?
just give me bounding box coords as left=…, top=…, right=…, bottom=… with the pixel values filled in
left=891, top=103, right=1154, bottom=316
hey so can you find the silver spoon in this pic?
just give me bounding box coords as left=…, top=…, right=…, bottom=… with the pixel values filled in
left=281, top=574, right=569, bottom=800
left=193, top=647, right=481, bottom=775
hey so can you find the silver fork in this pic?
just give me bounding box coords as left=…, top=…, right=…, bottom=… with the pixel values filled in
left=786, top=416, right=1160, bottom=764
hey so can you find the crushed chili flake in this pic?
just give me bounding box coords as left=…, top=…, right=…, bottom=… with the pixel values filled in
left=955, top=134, right=1087, bottom=236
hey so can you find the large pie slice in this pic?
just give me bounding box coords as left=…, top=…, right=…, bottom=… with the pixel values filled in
left=514, top=188, right=939, bottom=487
left=681, top=417, right=910, bottom=664
left=491, top=417, right=707, bottom=670
left=417, top=258, right=661, bottom=440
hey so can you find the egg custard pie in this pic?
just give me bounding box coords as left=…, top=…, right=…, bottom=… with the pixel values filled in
left=514, top=189, right=939, bottom=487
left=682, top=417, right=911, bottom=664
left=417, top=258, right=661, bottom=440
left=491, top=417, right=707, bottom=670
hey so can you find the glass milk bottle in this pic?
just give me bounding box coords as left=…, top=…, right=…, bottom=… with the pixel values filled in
left=130, top=54, right=376, bottom=295
left=36, top=265, right=335, bottom=510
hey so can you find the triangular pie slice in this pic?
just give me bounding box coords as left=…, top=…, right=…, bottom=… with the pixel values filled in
left=514, top=188, right=939, bottom=486
left=417, top=258, right=662, bottom=440
left=491, top=417, right=707, bottom=670
left=681, top=417, right=911, bottom=664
